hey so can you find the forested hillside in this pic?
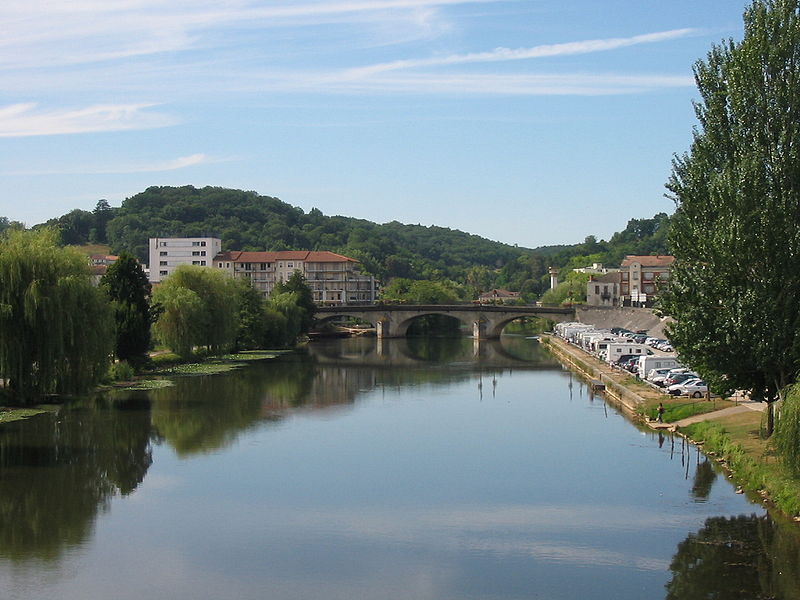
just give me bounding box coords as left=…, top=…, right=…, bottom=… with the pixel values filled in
left=28, top=185, right=671, bottom=300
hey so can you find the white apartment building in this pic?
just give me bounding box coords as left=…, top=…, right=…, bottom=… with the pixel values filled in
left=213, top=250, right=378, bottom=305
left=148, top=237, right=223, bottom=283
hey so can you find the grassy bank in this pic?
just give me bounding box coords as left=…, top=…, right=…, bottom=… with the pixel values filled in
left=541, top=335, right=800, bottom=520
left=682, top=419, right=800, bottom=518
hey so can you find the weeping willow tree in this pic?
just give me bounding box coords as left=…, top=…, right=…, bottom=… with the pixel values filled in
left=152, top=265, right=239, bottom=357
left=0, top=228, right=113, bottom=404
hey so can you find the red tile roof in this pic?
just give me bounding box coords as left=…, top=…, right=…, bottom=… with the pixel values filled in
left=213, top=250, right=357, bottom=263
left=620, top=255, right=675, bottom=267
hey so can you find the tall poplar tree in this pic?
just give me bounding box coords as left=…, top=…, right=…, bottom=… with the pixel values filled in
left=663, top=0, right=800, bottom=434
left=101, top=252, right=152, bottom=367
left=0, top=228, right=113, bottom=404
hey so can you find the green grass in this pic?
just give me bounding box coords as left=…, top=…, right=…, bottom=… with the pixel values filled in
left=642, top=399, right=727, bottom=423
left=683, top=421, right=800, bottom=518
left=115, top=379, right=174, bottom=391
left=150, top=349, right=285, bottom=376
left=0, top=407, right=50, bottom=424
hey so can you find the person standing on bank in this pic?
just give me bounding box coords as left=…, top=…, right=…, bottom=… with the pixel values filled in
left=657, top=403, right=665, bottom=423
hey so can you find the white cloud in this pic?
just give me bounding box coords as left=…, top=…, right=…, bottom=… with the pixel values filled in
left=0, top=103, right=178, bottom=137
left=342, top=28, right=697, bottom=78
left=248, top=70, right=693, bottom=96
left=2, top=153, right=221, bottom=176
left=0, top=0, right=493, bottom=69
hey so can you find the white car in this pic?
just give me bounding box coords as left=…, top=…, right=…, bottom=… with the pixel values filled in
left=668, top=378, right=708, bottom=398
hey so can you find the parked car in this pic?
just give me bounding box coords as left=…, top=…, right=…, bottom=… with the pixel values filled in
left=668, top=378, right=708, bottom=397
left=647, top=367, right=674, bottom=381
left=663, top=372, right=700, bottom=388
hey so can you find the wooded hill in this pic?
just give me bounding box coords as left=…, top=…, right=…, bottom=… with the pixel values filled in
left=18, top=185, right=671, bottom=299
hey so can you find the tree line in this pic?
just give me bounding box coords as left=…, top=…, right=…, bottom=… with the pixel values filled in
left=0, top=228, right=316, bottom=406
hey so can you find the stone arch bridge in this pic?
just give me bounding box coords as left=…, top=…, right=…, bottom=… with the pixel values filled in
left=315, top=304, right=575, bottom=339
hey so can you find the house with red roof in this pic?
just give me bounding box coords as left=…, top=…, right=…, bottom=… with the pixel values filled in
left=213, top=249, right=377, bottom=305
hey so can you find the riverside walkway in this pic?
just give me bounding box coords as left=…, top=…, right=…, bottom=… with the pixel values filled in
left=541, top=334, right=765, bottom=429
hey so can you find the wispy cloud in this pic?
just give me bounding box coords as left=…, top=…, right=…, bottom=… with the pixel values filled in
left=0, top=103, right=178, bottom=137
left=2, top=153, right=222, bottom=176
left=342, top=28, right=697, bottom=78
left=0, top=0, right=493, bottom=69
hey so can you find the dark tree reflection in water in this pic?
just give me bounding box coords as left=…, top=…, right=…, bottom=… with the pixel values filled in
left=666, top=514, right=800, bottom=600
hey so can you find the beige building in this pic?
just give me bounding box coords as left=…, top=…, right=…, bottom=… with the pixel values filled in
left=620, top=255, right=674, bottom=305
left=586, top=272, right=622, bottom=307
left=148, top=237, right=222, bottom=283
left=213, top=250, right=377, bottom=305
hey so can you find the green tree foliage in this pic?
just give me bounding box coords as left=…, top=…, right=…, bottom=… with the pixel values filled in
left=101, top=252, right=153, bottom=367
left=272, top=271, right=316, bottom=333
left=266, top=292, right=306, bottom=346
left=662, top=0, right=800, bottom=434
left=774, top=383, right=800, bottom=474
left=0, top=228, right=113, bottom=404
left=48, top=184, right=672, bottom=301
left=152, top=266, right=239, bottom=357
left=539, top=272, right=590, bottom=305
left=381, top=278, right=464, bottom=304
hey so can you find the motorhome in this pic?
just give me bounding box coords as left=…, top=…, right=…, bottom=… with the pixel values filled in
left=637, top=355, right=680, bottom=380
left=605, top=342, right=651, bottom=364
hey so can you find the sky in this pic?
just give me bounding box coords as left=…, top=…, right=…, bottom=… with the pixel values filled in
left=1, top=0, right=748, bottom=248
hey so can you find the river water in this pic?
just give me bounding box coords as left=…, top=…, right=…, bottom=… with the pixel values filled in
left=1, top=336, right=799, bottom=599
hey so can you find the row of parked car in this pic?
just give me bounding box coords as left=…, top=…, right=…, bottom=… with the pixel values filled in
left=555, top=323, right=708, bottom=398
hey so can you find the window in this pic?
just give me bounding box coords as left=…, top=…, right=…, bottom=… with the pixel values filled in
left=192, top=251, right=200, bottom=256
left=288, top=263, right=293, bottom=268
left=160, top=242, right=167, bottom=247
left=201, top=251, right=206, bottom=256
left=192, top=261, right=200, bottom=265
left=200, top=241, right=206, bottom=246
left=160, top=251, right=167, bottom=256
left=160, top=261, right=167, bottom=266
left=192, top=242, right=200, bottom=246
left=632, top=272, right=639, bottom=280
left=160, top=270, right=168, bottom=276
left=643, top=271, right=654, bottom=281
left=260, top=263, right=266, bottom=270
left=201, top=261, right=206, bottom=266
left=595, top=285, right=600, bottom=294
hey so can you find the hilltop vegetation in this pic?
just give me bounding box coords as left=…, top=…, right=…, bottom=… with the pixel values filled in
left=30, top=185, right=670, bottom=300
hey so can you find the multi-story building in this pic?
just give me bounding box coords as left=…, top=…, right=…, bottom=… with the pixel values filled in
left=619, top=255, right=674, bottom=305
left=148, top=237, right=223, bottom=283
left=585, top=272, right=622, bottom=307
left=212, top=250, right=377, bottom=305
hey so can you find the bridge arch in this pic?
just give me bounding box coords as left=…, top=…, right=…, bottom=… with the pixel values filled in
left=314, top=304, right=575, bottom=339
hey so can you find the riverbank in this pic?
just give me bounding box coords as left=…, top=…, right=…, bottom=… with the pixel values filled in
left=541, top=334, right=800, bottom=519
left=0, top=349, right=289, bottom=423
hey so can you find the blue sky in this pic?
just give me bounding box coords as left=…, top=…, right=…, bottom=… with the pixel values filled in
left=1, top=0, right=747, bottom=247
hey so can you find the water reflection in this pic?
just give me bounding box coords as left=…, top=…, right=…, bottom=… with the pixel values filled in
left=1, top=336, right=799, bottom=600
left=666, top=513, right=800, bottom=599
left=690, top=460, right=718, bottom=502
left=0, top=397, right=152, bottom=561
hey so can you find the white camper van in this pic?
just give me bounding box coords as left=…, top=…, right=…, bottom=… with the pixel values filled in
left=605, top=343, right=651, bottom=364
left=637, top=355, right=680, bottom=380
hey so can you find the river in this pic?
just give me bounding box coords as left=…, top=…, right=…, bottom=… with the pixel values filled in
left=1, top=336, right=798, bottom=599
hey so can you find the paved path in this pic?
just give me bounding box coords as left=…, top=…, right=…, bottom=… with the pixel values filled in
left=646, top=401, right=766, bottom=430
